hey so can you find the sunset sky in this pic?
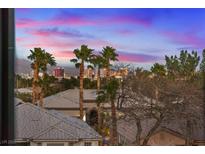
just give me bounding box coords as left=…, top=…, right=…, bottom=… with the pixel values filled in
left=15, top=8, right=205, bottom=68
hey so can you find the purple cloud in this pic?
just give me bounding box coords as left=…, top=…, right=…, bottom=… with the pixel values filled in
left=115, top=29, right=137, bottom=36
left=16, top=11, right=153, bottom=28
left=118, top=51, right=162, bottom=63
left=27, top=27, right=93, bottom=38
left=161, top=31, right=205, bottom=48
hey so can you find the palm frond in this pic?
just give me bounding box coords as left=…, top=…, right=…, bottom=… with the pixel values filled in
left=87, top=65, right=94, bottom=70
left=75, top=63, right=81, bottom=68
left=70, top=58, right=78, bottom=63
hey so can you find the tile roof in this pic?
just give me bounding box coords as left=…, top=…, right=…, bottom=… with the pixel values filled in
left=15, top=98, right=101, bottom=141
left=44, top=89, right=97, bottom=109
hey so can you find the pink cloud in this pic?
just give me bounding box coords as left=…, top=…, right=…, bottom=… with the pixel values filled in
left=16, top=18, right=44, bottom=28
left=161, top=31, right=205, bottom=48
left=17, top=30, right=116, bottom=52
left=51, top=50, right=74, bottom=58
left=50, top=50, right=161, bottom=63
left=22, top=35, right=79, bottom=50
left=16, top=37, right=27, bottom=42
left=16, top=17, right=95, bottom=28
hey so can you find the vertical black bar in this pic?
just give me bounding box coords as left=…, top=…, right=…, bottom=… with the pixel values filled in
left=0, top=8, right=15, bottom=145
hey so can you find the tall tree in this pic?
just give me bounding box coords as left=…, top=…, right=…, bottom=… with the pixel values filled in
left=118, top=67, right=203, bottom=145
left=97, top=78, right=119, bottom=145
left=151, top=63, right=166, bottom=77
left=200, top=49, right=205, bottom=72
left=90, top=54, right=106, bottom=133
left=27, top=48, right=45, bottom=105
left=165, top=50, right=201, bottom=145
left=100, top=46, right=118, bottom=79
left=151, top=63, right=167, bottom=105
left=70, top=45, right=94, bottom=119
left=90, top=55, right=105, bottom=91
left=99, top=46, right=119, bottom=145
left=165, top=50, right=200, bottom=80
left=39, top=52, right=56, bottom=107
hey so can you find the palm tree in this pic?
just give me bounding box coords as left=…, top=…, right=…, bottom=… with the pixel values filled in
left=28, top=48, right=45, bottom=105
left=39, top=52, right=56, bottom=107
left=99, top=46, right=118, bottom=145
left=90, top=55, right=105, bottom=91
left=90, top=54, right=106, bottom=133
left=100, top=46, right=118, bottom=79
left=97, top=78, right=119, bottom=145
left=70, top=45, right=94, bottom=119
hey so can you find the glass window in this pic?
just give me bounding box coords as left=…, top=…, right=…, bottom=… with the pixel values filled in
left=84, top=142, right=92, bottom=146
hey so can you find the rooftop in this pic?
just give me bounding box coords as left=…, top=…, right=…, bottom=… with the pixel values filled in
left=15, top=98, right=101, bottom=141
left=44, top=89, right=98, bottom=109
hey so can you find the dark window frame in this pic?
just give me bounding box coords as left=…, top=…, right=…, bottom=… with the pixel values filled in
left=0, top=8, right=15, bottom=145
left=84, top=142, right=92, bottom=146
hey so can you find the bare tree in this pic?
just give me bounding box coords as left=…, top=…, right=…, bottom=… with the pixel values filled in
left=118, top=67, right=203, bottom=145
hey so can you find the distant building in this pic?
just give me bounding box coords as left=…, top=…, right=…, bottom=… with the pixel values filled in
left=84, top=68, right=95, bottom=79
left=15, top=98, right=101, bottom=146
left=99, top=67, right=128, bottom=79
left=30, top=70, right=43, bottom=78
left=18, top=73, right=32, bottom=79
left=64, top=72, right=71, bottom=79
left=53, top=67, right=64, bottom=79
left=100, top=68, right=107, bottom=78
left=110, top=68, right=128, bottom=79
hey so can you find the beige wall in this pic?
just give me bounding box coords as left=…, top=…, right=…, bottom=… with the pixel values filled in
left=54, top=110, right=80, bottom=117
left=147, top=131, right=185, bottom=146
left=74, top=141, right=99, bottom=146
left=30, top=140, right=99, bottom=146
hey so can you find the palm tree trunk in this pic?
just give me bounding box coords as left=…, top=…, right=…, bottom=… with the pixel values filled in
left=97, top=67, right=101, bottom=91
left=39, top=71, right=46, bottom=107
left=97, top=67, right=102, bottom=133
left=79, top=61, right=84, bottom=119
left=106, top=66, right=110, bottom=80
left=97, top=103, right=102, bottom=133
left=111, top=99, right=117, bottom=145
left=32, top=84, right=36, bottom=104
left=32, top=63, right=39, bottom=105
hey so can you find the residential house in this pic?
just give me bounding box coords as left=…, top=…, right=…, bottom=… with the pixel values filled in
left=43, top=89, right=111, bottom=126
left=15, top=98, right=102, bottom=146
